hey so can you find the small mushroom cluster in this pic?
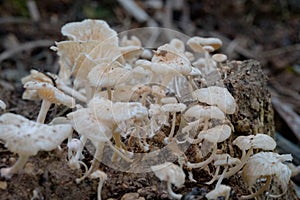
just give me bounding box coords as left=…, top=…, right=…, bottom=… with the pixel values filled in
left=0, top=19, right=297, bottom=200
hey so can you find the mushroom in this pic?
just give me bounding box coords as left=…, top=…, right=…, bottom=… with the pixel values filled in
left=87, top=62, right=131, bottom=100
left=169, top=38, right=185, bottom=53
left=187, top=125, right=231, bottom=169
left=0, top=100, right=6, bottom=110
left=68, top=97, right=148, bottom=182
left=151, top=162, right=185, bottom=199
left=224, top=133, right=277, bottom=178
left=184, top=105, right=225, bottom=132
left=0, top=113, right=72, bottom=178
left=187, top=36, right=222, bottom=53
left=161, top=103, right=187, bottom=143
left=241, top=152, right=292, bottom=199
left=23, top=81, right=76, bottom=123
left=61, top=19, right=118, bottom=44
left=89, top=170, right=107, bottom=200
left=192, top=86, right=236, bottom=114
left=205, top=184, right=231, bottom=200
left=206, top=154, right=241, bottom=187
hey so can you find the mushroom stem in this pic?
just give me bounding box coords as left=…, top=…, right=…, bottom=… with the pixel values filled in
left=75, top=136, right=87, bottom=161
left=37, top=99, right=52, bottom=123
left=107, top=140, right=133, bottom=163
left=215, top=165, right=228, bottom=189
left=112, top=131, right=128, bottom=162
left=206, top=166, right=221, bottom=185
left=96, top=176, right=106, bottom=200
left=165, top=112, right=176, bottom=144
left=58, top=82, right=87, bottom=102
left=1, top=154, right=30, bottom=178
left=224, top=147, right=253, bottom=178
left=167, top=181, right=182, bottom=200
left=76, top=142, right=104, bottom=183
left=187, top=145, right=217, bottom=169
left=107, top=87, right=112, bottom=100
left=241, top=176, right=272, bottom=199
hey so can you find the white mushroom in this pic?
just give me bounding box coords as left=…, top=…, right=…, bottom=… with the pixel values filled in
left=161, top=103, right=187, bottom=144
left=61, top=19, right=118, bottom=44
left=151, top=162, right=185, bottom=199
left=205, top=184, right=231, bottom=200
left=0, top=113, right=72, bottom=178
left=224, top=133, right=277, bottom=178
left=184, top=105, right=225, bottom=132
left=187, top=36, right=222, bottom=53
left=23, top=81, right=75, bottom=123
left=89, top=170, right=107, bottom=200
left=192, top=86, right=236, bottom=114
left=241, top=152, right=292, bottom=199
left=187, top=125, right=231, bottom=169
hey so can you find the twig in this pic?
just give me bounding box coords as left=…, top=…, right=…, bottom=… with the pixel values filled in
left=0, top=17, right=29, bottom=24
left=0, top=40, right=53, bottom=63
left=27, top=0, right=40, bottom=22
left=271, top=91, right=300, bottom=142
left=117, top=0, right=149, bottom=23
left=275, top=132, right=300, bottom=165
left=258, top=44, right=300, bottom=58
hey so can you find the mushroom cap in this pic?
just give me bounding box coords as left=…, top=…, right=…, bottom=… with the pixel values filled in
left=0, top=100, right=6, bottom=110
left=23, top=81, right=75, bottom=108
left=205, top=184, right=231, bottom=200
left=61, top=19, right=118, bottom=44
left=120, top=35, right=142, bottom=47
left=67, top=108, right=112, bottom=142
left=187, top=37, right=222, bottom=53
left=162, top=103, right=187, bottom=113
left=87, top=63, right=130, bottom=87
left=192, top=86, right=236, bottom=114
left=120, top=46, right=143, bottom=61
left=233, top=134, right=276, bottom=151
left=90, top=170, right=108, bottom=181
left=198, top=124, right=231, bottom=143
left=212, top=53, right=228, bottom=63
left=151, top=162, right=185, bottom=187
left=21, top=69, right=54, bottom=85
left=213, top=154, right=241, bottom=166
left=88, top=97, right=148, bottom=122
left=184, top=105, right=225, bottom=121
left=161, top=97, right=178, bottom=104
left=152, top=44, right=192, bottom=75
left=169, top=38, right=185, bottom=53
left=242, top=152, right=292, bottom=191
left=0, top=113, right=72, bottom=155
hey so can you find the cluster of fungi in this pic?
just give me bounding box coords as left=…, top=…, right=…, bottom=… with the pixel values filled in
left=0, top=19, right=296, bottom=200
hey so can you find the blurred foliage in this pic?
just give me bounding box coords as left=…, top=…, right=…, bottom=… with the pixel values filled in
left=2, top=0, right=29, bottom=17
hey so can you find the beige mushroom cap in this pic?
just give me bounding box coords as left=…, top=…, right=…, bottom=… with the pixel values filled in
left=67, top=108, right=112, bottom=143
left=88, top=97, right=148, bottom=122
left=198, top=124, right=231, bottom=143
left=192, top=86, right=236, bottom=114
left=87, top=63, right=130, bottom=88
left=169, top=38, right=185, bottom=53
left=21, top=69, right=54, bottom=85
left=187, top=36, right=223, bottom=53
left=184, top=105, right=225, bottom=121
left=242, top=152, right=292, bottom=191
left=152, top=44, right=192, bottom=75
left=61, top=19, right=118, bottom=44
left=233, top=134, right=276, bottom=151
left=212, top=53, right=228, bottom=63
left=0, top=113, right=72, bottom=155
left=23, top=81, right=76, bottom=108
left=162, top=103, right=187, bottom=113
left=151, top=162, right=185, bottom=187
left=205, top=184, right=231, bottom=200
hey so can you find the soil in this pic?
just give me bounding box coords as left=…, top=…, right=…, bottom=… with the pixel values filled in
left=0, top=1, right=300, bottom=200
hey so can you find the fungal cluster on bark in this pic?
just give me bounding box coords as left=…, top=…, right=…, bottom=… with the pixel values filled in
left=0, top=19, right=298, bottom=200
